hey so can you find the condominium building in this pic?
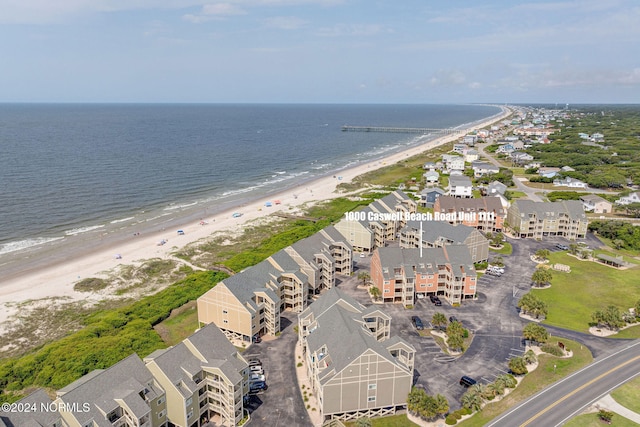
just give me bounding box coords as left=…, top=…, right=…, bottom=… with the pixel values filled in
left=197, top=226, right=352, bottom=343
left=433, top=196, right=506, bottom=232
left=298, top=287, right=415, bottom=422
left=399, top=220, right=489, bottom=263
left=144, top=323, right=249, bottom=427
left=0, top=389, right=66, bottom=427
left=371, top=246, right=477, bottom=307
left=55, top=354, right=168, bottom=427
left=334, top=190, right=417, bottom=252
left=506, top=200, right=588, bottom=239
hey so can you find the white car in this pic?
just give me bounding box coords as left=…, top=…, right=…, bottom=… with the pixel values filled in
left=250, top=373, right=265, bottom=382
left=250, top=365, right=264, bottom=374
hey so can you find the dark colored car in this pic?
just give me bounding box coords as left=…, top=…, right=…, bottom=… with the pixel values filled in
left=429, top=295, right=438, bottom=303
left=411, top=316, right=424, bottom=330
left=449, top=316, right=459, bottom=324
left=434, top=297, right=442, bottom=306
left=460, top=376, right=477, bottom=387
left=248, top=359, right=261, bottom=367
left=252, top=335, right=262, bottom=344
left=249, top=381, right=268, bottom=392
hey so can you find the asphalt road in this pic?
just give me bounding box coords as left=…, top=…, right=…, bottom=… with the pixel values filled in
left=487, top=340, right=640, bottom=427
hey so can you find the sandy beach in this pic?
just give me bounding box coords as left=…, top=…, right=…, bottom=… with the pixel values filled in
left=0, top=107, right=511, bottom=330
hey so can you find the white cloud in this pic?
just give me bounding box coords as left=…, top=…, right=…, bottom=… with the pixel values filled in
left=315, top=23, right=391, bottom=37
left=262, top=16, right=307, bottom=30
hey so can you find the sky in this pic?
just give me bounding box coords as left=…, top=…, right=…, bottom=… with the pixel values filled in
left=1, top=0, right=639, bottom=103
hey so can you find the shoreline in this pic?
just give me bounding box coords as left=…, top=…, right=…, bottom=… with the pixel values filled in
left=0, top=106, right=511, bottom=328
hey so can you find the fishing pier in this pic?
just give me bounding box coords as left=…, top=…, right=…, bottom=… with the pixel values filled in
left=341, top=125, right=464, bottom=135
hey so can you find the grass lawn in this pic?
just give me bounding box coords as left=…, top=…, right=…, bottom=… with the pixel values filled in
left=458, top=336, right=593, bottom=427
left=153, top=302, right=199, bottom=346
left=345, top=414, right=418, bottom=427
left=531, top=252, right=640, bottom=332
left=610, top=324, right=640, bottom=339
left=563, top=412, right=639, bottom=427
left=506, top=190, right=527, bottom=199
left=610, top=375, right=640, bottom=413
left=490, top=242, right=513, bottom=255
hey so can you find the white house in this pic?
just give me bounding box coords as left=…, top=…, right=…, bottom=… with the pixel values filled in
left=453, top=143, right=467, bottom=154
left=423, top=170, right=440, bottom=185
left=580, top=195, right=613, bottom=213
left=447, top=175, right=473, bottom=198
left=472, top=161, right=500, bottom=178
left=616, top=192, right=640, bottom=205
left=463, top=135, right=478, bottom=145
left=442, top=154, right=465, bottom=174
left=464, top=149, right=479, bottom=163
left=553, top=176, right=588, bottom=189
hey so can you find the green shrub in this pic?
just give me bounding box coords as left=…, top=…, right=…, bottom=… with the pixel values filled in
left=445, top=414, right=458, bottom=425
left=540, top=343, right=564, bottom=356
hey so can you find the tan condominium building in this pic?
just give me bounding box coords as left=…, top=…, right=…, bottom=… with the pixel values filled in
left=507, top=200, right=588, bottom=239
left=371, top=245, right=477, bottom=307
left=144, top=323, right=249, bottom=427
left=433, top=196, right=506, bottom=233
left=197, top=225, right=352, bottom=343
left=399, top=220, right=489, bottom=263
left=334, top=190, right=417, bottom=253
left=55, top=354, right=168, bottom=427
left=0, top=389, right=67, bottom=427
left=298, top=287, right=415, bottom=423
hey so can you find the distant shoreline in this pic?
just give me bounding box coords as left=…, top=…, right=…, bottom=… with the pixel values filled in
left=0, top=106, right=511, bottom=329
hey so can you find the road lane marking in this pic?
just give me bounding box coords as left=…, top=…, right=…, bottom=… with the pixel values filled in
left=520, top=354, right=640, bottom=426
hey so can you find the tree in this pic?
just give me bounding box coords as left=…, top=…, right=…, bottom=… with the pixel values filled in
left=517, top=293, right=548, bottom=319
left=495, top=374, right=517, bottom=389
left=531, top=268, right=552, bottom=288
left=407, top=387, right=449, bottom=421
left=624, top=202, right=640, bottom=218
left=446, top=320, right=466, bottom=352
left=484, top=382, right=505, bottom=399
left=508, top=357, right=528, bottom=375
left=492, top=256, right=504, bottom=267
left=491, top=232, right=504, bottom=247
left=369, top=286, right=381, bottom=301
left=357, top=271, right=370, bottom=286
left=522, top=323, right=549, bottom=344
left=431, top=312, right=447, bottom=330
left=592, top=305, right=625, bottom=330
left=461, top=384, right=485, bottom=412
left=523, top=349, right=537, bottom=365
left=355, top=417, right=372, bottom=427
left=568, top=243, right=579, bottom=255
left=534, top=249, right=550, bottom=261
left=598, top=409, right=614, bottom=423
left=612, top=239, right=625, bottom=250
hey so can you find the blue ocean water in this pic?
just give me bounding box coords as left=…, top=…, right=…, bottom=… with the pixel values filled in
left=0, top=103, right=500, bottom=259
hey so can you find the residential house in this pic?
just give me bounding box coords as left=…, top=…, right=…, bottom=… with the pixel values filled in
left=0, top=389, right=66, bottom=427
left=463, top=135, right=478, bottom=145
left=561, top=166, right=575, bottom=172
left=55, top=354, right=168, bottom=427
left=422, top=161, right=437, bottom=171
left=464, top=149, right=479, bottom=163
left=506, top=200, right=588, bottom=239
left=420, top=188, right=445, bottom=208
left=538, top=167, right=561, bottom=179
left=298, top=288, right=415, bottom=422
left=472, top=161, right=500, bottom=178
left=144, top=323, right=249, bottom=427
left=453, top=143, right=467, bottom=154
left=371, top=246, right=477, bottom=306
left=433, top=196, right=506, bottom=232
left=553, top=176, right=588, bottom=189
left=511, top=152, right=534, bottom=165
left=487, top=181, right=507, bottom=196
left=477, top=129, right=490, bottom=139
left=616, top=192, right=640, bottom=205
left=399, top=220, right=489, bottom=263
left=580, top=194, right=613, bottom=214
left=423, top=170, right=440, bottom=186
left=441, top=154, right=465, bottom=174
left=447, top=175, right=473, bottom=198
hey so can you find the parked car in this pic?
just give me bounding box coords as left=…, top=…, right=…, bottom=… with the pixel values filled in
left=430, top=295, right=442, bottom=306
left=252, top=335, right=262, bottom=344
left=411, top=316, right=424, bottom=330
left=488, top=266, right=505, bottom=274
left=248, top=359, right=261, bottom=367
left=459, top=376, right=477, bottom=387
left=555, top=244, right=569, bottom=251
left=250, top=365, right=264, bottom=374
left=249, top=381, right=268, bottom=392
left=449, top=316, right=459, bottom=324
left=250, top=373, right=265, bottom=382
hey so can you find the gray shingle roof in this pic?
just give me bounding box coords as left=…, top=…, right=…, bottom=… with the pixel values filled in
left=376, top=246, right=475, bottom=280
left=56, top=354, right=162, bottom=427
left=435, top=196, right=506, bottom=215
left=402, top=220, right=476, bottom=245
left=512, top=200, right=587, bottom=220
left=0, top=389, right=59, bottom=427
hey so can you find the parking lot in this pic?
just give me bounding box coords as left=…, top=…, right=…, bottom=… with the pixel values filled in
left=238, top=232, right=619, bottom=422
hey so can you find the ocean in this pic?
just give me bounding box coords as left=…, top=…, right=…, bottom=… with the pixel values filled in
left=0, top=103, right=500, bottom=270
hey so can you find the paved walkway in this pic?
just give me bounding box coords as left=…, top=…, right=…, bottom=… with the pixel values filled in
left=596, top=394, right=640, bottom=424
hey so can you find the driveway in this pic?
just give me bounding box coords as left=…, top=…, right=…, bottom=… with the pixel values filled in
left=242, top=312, right=311, bottom=427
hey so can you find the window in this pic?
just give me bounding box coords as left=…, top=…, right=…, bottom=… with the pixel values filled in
left=186, top=397, right=193, bottom=406
left=157, top=396, right=165, bottom=405
left=223, top=319, right=228, bottom=324
left=157, top=409, right=166, bottom=418
left=367, top=396, right=376, bottom=402
left=223, top=310, right=228, bottom=314
left=384, top=289, right=390, bottom=293
left=368, top=384, right=376, bottom=390
left=187, top=410, right=193, bottom=420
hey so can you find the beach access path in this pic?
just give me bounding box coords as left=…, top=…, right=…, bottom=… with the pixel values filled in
left=0, top=107, right=512, bottom=331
